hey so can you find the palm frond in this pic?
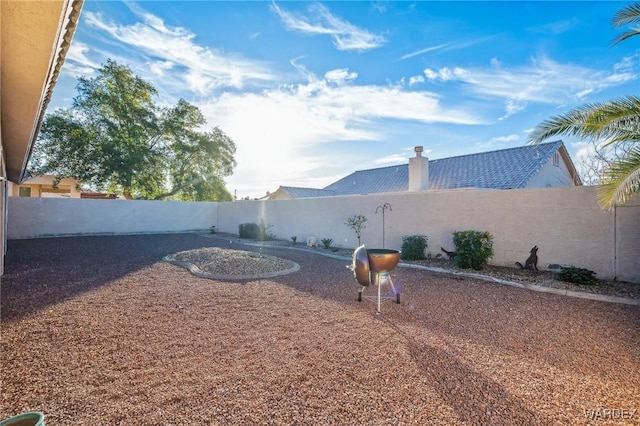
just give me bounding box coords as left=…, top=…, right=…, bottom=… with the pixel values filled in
left=612, top=3, right=640, bottom=27
left=528, top=96, right=640, bottom=145
left=612, top=3, right=640, bottom=44
left=612, top=28, right=640, bottom=45
left=597, top=147, right=640, bottom=208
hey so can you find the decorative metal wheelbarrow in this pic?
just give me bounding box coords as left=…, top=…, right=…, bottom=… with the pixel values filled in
left=349, top=245, right=400, bottom=313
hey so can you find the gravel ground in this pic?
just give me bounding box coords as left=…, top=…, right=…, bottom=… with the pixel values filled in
left=1, top=233, right=639, bottom=425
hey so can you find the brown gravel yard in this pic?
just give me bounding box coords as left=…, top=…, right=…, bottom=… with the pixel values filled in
left=1, top=234, right=639, bottom=425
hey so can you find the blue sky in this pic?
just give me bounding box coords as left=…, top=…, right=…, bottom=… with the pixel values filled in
left=48, top=1, right=638, bottom=199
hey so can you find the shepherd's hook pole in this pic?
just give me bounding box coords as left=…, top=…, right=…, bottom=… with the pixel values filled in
left=375, top=203, right=392, bottom=248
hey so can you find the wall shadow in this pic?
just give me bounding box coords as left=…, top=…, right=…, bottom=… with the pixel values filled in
left=1, top=233, right=218, bottom=322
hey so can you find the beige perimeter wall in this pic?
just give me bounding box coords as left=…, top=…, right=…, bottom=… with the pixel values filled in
left=7, top=186, right=640, bottom=283
left=8, top=198, right=218, bottom=238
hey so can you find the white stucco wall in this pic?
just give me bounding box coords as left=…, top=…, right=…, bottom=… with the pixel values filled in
left=217, top=186, right=638, bottom=283
left=6, top=186, right=639, bottom=283
left=8, top=198, right=217, bottom=238
left=526, top=155, right=576, bottom=188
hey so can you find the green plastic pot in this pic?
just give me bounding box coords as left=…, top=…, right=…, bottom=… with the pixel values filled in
left=0, top=411, right=44, bottom=426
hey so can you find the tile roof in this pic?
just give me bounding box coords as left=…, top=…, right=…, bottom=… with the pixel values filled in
left=323, top=141, right=567, bottom=195
left=278, top=186, right=336, bottom=198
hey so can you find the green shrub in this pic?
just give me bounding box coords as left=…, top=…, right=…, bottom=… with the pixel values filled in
left=256, top=219, right=275, bottom=241
left=452, top=230, right=494, bottom=270
left=238, top=223, right=259, bottom=239
left=401, top=235, right=428, bottom=260
left=321, top=238, right=333, bottom=249
left=556, top=266, right=597, bottom=285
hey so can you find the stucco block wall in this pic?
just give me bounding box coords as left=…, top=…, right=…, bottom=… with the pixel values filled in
left=217, top=186, right=638, bottom=283
left=7, top=198, right=217, bottom=239
left=616, top=198, right=640, bottom=284
left=6, top=186, right=639, bottom=283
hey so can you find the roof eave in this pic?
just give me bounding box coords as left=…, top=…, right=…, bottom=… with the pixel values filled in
left=1, top=0, right=84, bottom=184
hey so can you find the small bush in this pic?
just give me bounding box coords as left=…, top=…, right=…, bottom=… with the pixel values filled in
left=345, top=214, right=367, bottom=246
left=256, top=219, right=275, bottom=241
left=321, top=238, right=333, bottom=249
left=238, top=223, right=259, bottom=239
left=453, top=230, right=494, bottom=270
left=291, top=236, right=297, bottom=244
left=401, top=235, right=428, bottom=260
left=556, top=266, right=597, bottom=285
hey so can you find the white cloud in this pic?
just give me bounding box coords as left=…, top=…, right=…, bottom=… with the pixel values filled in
left=422, top=54, right=637, bottom=119
left=198, top=70, right=484, bottom=197
left=409, top=75, right=425, bottom=85
left=271, top=2, right=386, bottom=51
left=401, top=36, right=497, bottom=60
left=324, top=68, right=358, bottom=85
left=82, top=10, right=276, bottom=95
left=373, top=154, right=410, bottom=165
left=401, top=43, right=451, bottom=60
left=62, top=41, right=101, bottom=77
left=529, top=18, right=579, bottom=35
left=148, top=60, right=174, bottom=77
left=423, top=67, right=468, bottom=81
left=489, top=134, right=520, bottom=144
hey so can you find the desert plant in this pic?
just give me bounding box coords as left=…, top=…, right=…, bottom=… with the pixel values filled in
left=256, top=219, right=275, bottom=241
left=345, top=214, right=368, bottom=246
left=453, top=230, right=494, bottom=270
left=321, top=238, right=333, bottom=249
left=290, top=236, right=297, bottom=244
left=556, top=266, right=598, bottom=285
left=401, top=235, right=428, bottom=260
left=238, top=223, right=259, bottom=239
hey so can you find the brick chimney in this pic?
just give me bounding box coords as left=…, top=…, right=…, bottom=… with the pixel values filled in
left=408, top=146, right=429, bottom=191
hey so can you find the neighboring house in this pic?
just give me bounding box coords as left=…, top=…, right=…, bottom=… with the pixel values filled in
left=265, top=141, right=581, bottom=200
left=265, top=187, right=336, bottom=200
left=8, top=175, right=81, bottom=198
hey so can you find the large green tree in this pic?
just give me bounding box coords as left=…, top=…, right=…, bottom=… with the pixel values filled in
left=528, top=3, right=640, bottom=209
left=32, top=60, right=236, bottom=201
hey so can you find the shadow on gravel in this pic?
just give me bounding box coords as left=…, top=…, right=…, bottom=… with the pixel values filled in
left=1, top=234, right=217, bottom=322
left=383, top=318, right=547, bottom=425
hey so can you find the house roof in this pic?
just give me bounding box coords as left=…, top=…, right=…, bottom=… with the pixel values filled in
left=264, top=186, right=336, bottom=200
left=281, top=186, right=337, bottom=198
left=323, top=140, right=574, bottom=196
left=1, top=0, right=84, bottom=183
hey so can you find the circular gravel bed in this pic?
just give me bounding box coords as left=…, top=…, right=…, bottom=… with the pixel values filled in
left=164, top=247, right=300, bottom=279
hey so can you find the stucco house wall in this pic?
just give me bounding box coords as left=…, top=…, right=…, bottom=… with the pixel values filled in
left=8, top=175, right=81, bottom=198
left=525, top=154, right=577, bottom=188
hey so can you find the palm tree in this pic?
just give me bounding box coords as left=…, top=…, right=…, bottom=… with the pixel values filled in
left=528, top=3, right=640, bottom=209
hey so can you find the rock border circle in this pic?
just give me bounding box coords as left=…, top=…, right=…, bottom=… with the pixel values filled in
left=162, top=254, right=300, bottom=281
